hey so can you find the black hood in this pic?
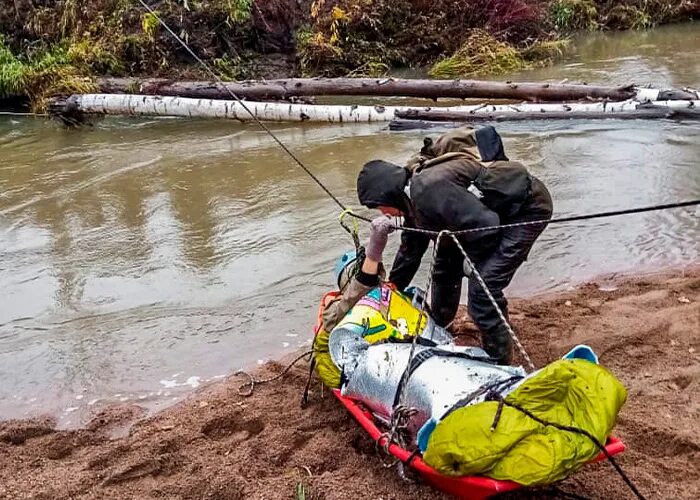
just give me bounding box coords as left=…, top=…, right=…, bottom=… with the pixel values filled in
left=474, top=125, right=509, bottom=162
left=357, top=160, right=410, bottom=210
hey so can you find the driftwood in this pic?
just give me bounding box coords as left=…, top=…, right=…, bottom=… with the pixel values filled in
left=50, top=94, right=700, bottom=124
left=50, top=94, right=403, bottom=122
left=637, top=88, right=700, bottom=101
left=393, top=104, right=700, bottom=125
left=389, top=120, right=469, bottom=131
left=95, top=77, right=652, bottom=102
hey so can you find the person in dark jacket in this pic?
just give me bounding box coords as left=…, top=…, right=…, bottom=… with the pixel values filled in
left=356, top=126, right=553, bottom=364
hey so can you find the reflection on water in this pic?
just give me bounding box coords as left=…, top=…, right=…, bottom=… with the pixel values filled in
left=0, top=23, right=699, bottom=424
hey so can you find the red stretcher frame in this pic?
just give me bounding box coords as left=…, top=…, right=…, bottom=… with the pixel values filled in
left=333, top=389, right=625, bottom=499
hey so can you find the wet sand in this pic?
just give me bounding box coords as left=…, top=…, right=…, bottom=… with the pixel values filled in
left=1, top=267, right=698, bottom=500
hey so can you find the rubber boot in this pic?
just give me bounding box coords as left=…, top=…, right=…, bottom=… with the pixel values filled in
left=482, top=325, right=513, bottom=365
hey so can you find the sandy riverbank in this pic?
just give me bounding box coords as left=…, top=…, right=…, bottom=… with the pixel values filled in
left=1, top=267, right=698, bottom=499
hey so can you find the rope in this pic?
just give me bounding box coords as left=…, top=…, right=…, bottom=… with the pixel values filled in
left=448, top=233, right=536, bottom=371
left=381, top=228, right=535, bottom=463
left=493, top=397, right=648, bottom=500
left=349, top=199, right=700, bottom=237
left=395, top=231, right=445, bottom=403
left=339, top=209, right=363, bottom=252
left=380, top=231, right=446, bottom=458
left=129, top=5, right=700, bottom=241
left=0, top=111, right=48, bottom=117
left=134, top=0, right=354, bottom=212
left=234, top=350, right=313, bottom=397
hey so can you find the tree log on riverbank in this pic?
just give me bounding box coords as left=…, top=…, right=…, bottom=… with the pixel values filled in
left=95, top=77, right=659, bottom=102
left=50, top=94, right=700, bottom=124
left=391, top=104, right=700, bottom=128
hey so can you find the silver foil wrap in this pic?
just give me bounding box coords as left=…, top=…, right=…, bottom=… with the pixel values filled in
left=329, top=324, right=525, bottom=445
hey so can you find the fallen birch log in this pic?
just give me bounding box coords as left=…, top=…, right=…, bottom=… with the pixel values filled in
left=389, top=120, right=472, bottom=131
left=636, top=87, right=700, bottom=101
left=393, top=104, right=700, bottom=124
left=96, top=77, right=649, bottom=102
left=51, top=94, right=408, bottom=122
left=389, top=109, right=700, bottom=130
left=51, top=94, right=700, bottom=124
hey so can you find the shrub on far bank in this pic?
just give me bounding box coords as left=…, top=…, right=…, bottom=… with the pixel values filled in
left=429, top=30, right=527, bottom=79
left=601, top=0, right=699, bottom=30
left=300, top=0, right=698, bottom=78
left=550, top=0, right=599, bottom=32
left=0, top=36, right=96, bottom=111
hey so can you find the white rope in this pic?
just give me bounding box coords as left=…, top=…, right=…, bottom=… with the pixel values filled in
left=447, top=233, right=536, bottom=371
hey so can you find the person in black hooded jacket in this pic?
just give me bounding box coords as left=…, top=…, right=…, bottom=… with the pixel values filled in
left=356, top=126, right=553, bottom=364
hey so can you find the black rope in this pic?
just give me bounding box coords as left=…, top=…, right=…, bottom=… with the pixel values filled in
left=349, top=199, right=700, bottom=236
left=135, top=0, right=352, bottom=212
left=234, top=350, right=313, bottom=397
left=493, top=398, right=647, bottom=500
left=301, top=356, right=317, bottom=408
left=135, top=2, right=698, bottom=238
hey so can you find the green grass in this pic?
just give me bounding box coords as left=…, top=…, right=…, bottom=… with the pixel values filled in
left=345, top=58, right=389, bottom=77
left=0, top=37, right=96, bottom=110
left=224, top=0, right=253, bottom=25
left=141, top=11, right=160, bottom=41
left=522, top=38, right=571, bottom=63
left=296, top=481, right=309, bottom=500
left=550, top=0, right=599, bottom=32
left=0, top=36, right=26, bottom=98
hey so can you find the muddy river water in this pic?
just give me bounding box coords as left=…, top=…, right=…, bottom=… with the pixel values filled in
left=1, top=23, right=698, bottom=424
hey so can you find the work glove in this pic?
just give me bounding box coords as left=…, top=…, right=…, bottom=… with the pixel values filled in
left=365, top=215, right=396, bottom=262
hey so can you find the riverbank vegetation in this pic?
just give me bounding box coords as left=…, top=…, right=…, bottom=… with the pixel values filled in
left=0, top=1, right=697, bottom=109
left=299, top=0, right=698, bottom=77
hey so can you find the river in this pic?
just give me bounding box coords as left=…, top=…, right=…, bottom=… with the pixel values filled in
left=0, top=23, right=698, bottom=425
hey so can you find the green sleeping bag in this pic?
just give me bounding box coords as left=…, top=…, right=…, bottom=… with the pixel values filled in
left=424, top=359, right=627, bottom=486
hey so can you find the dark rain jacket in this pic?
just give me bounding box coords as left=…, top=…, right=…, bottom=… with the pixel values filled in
left=357, top=126, right=552, bottom=290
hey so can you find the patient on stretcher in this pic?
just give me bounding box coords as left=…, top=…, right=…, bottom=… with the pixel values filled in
left=312, top=243, right=626, bottom=486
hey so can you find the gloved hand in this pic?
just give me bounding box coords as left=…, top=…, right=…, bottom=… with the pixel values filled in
left=365, top=215, right=396, bottom=262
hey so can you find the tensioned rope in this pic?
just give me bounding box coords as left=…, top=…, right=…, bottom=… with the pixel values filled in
left=132, top=3, right=700, bottom=240
left=450, top=233, right=536, bottom=370
left=135, top=0, right=349, bottom=212
left=369, top=199, right=700, bottom=237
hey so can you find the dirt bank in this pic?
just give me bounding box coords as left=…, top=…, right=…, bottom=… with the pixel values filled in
left=1, top=267, right=698, bottom=500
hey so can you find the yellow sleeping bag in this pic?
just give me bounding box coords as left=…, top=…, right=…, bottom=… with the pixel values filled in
left=423, top=358, right=627, bottom=486
left=314, top=286, right=425, bottom=388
